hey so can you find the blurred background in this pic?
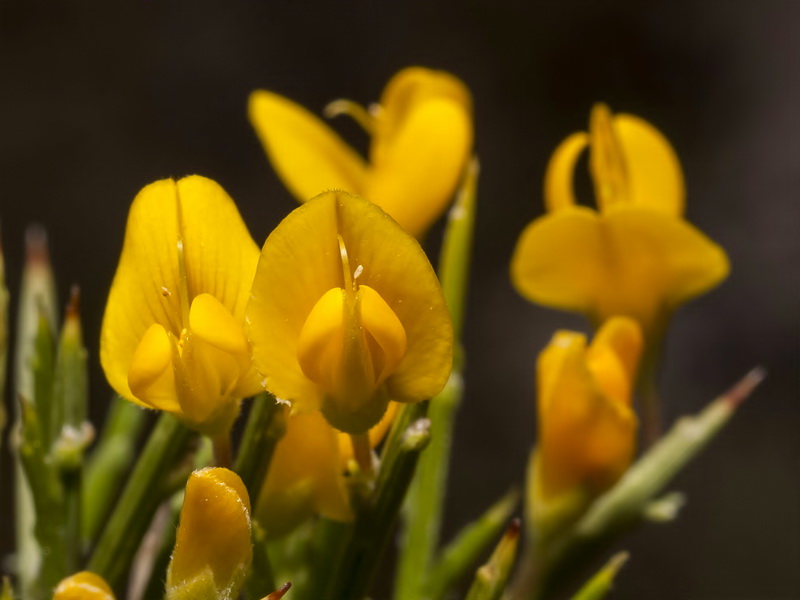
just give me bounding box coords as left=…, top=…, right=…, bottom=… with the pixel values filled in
left=1, top=1, right=797, bottom=598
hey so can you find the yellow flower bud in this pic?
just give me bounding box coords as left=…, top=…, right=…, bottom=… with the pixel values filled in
left=52, top=572, right=115, bottom=600
left=532, top=317, right=643, bottom=513
left=166, top=468, right=252, bottom=600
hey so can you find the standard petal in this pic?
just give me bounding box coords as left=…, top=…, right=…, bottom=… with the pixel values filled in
left=365, top=97, right=472, bottom=237
left=544, top=132, right=589, bottom=212
left=249, top=90, right=368, bottom=202
left=100, top=179, right=185, bottom=403
left=53, top=572, right=115, bottom=600
left=613, top=113, right=685, bottom=216
left=176, top=176, right=260, bottom=322
left=248, top=191, right=343, bottom=411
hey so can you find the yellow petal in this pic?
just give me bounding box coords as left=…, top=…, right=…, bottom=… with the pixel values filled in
left=127, top=323, right=179, bottom=413
left=176, top=176, right=261, bottom=323
left=190, top=292, right=249, bottom=357
left=544, top=132, right=589, bottom=212
left=249, top=90, right=368, bottom=201
left=589, top=103, right=630, bottom=210
left=101, top=178, right=184, bottom=404
left=510, top=205, right=729, bottom=339
left=374, top=67, right=472, bottom=158
left=360, top=285, right=407, bottom=384
left=167, top=468, right=252, bottom=597
left=511, top=206, right=604, bottom=317
left=248, top=191, right=452, bottom=423
left=53, top=572, right=115, bottom=600
left=365, top=67, right=472, bottom=237
left=613, top=112, right=685, bottom=216
left=257, top=411, right=352, bottom=536
left=365, top=97, right=472, bottom=237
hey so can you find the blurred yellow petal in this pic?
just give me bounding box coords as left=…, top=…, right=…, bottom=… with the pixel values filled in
left=511, top=204, right=729, bottom=341
left=101, top=176, right=261, bottom=433
left=256, top=411, right=351, bottom=537
left=544, top=132, right=589, bottom=212
left=365, top=97, right=472, bottom=237
left=511, top=206, right=604, bottom=317
left=249, top=90, right=368, bottom=201
left=614, top=113, right=685, bottom=216
left=248, top=191, right=452, bottom=433
left=167, top=468, right=252, bottom=599
left=589, top=103, right=630, bottom=210
left=53, top=572, right=115, bottom=600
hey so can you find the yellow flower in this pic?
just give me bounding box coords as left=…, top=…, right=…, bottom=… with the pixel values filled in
left=256, top=403, right=397, bottom=536
left=510, top=104, right=729, bottom=342
left=249, top=66, right=473, bottom=237
left=247, top=190, right=452, bottom=434
left=100, top=176, right=263, bottom=436
left=52, top=572, right=115, bottom=600
left=166, top=468, right=252, bottom=600
left=533, top=317, right=642, bottom=504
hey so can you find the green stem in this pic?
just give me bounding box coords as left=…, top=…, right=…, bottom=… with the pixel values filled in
left=234, top=393, right=287, bottom=505
left=394, top=156, right=478, bottom=600
left=395, top=373, right=463, bottom=600
left=87, top=412, right=194, bottom=595
left=326, top=409, right=431, bottom=599
left=82, top=397, right=148, bottom=544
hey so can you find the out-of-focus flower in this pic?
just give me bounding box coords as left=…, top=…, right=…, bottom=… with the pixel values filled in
left=256, top=403, right=397, bottom=536
left=532, top=317, right=642, bottom=507
left=100, top=176, right=262, bottom=436
left=249, top=67, right=473, bottom=237
left=166, top=468, right=252, bottom=600
left=247, top=190, right=452, bottom=434
left=511, top=104, right=729, bottom=342
left=52, top=572, right=115, bottom=600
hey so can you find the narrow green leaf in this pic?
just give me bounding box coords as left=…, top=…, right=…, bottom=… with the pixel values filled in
left=465, top=519, right=521, bottom=600
left=426, top=488, right=520, bottom=600
left=570, top=552, right=629, bottom=600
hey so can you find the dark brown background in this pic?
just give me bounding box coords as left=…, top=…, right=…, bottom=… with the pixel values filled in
left=1, top=1, right=798, bottom=598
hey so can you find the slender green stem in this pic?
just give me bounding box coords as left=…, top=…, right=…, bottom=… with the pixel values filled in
left=395, top=373, right=463, bottom=599
left=87, top=412, right=194, bottom=595
left=82, top=397, right=148, bottom=544
left=326, top=413, right=431, bottom=599
left=234, top=393, right=287, bottom=504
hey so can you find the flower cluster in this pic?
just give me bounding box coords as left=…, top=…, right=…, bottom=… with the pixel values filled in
left=5, top=67, right=747, bottom=600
